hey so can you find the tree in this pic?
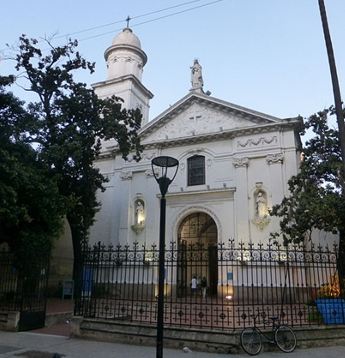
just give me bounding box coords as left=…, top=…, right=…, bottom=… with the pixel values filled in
left=271, top=1, right=345, bottom=286
left=316, top=0, right=345, bottom=286
left=5, top=35, right=142, bottom=277
left=270, top=108, right=345, bottom=281
left=0, top=76, right=64, bottom=264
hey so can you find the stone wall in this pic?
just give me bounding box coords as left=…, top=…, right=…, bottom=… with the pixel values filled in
left=71, top=317, right=345, bottom=353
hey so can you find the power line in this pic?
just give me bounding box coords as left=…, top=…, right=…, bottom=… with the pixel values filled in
left=132, top=0, right=224, bottom=30
left=56, top=0, right=203, bottom=39
left=78, top=0, right=224, bottom=43
left=0, top=0, right=224, bottom=53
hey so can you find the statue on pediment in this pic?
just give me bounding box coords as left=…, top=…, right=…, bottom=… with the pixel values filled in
left=191, top=59, right=203, bottom=91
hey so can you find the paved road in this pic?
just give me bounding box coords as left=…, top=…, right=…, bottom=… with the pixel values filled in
left=0, top=331, right=345, bottom=357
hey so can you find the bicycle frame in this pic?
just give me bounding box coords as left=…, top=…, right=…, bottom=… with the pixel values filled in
left=253, top=325, right=276, bottom=344
left=240, top=313, right=297, bottom=355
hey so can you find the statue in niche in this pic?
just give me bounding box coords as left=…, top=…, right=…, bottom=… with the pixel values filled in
left=132, top=199, right=145, bottom=234
left=256, top=191, right=268, bottom=218
left=253, top=190, right=270, bottom=230
left=135, top=200, right=145, bottom=225
left=191, top=59, right=203, bottom=90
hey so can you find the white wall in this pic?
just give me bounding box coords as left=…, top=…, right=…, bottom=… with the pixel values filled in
left=90, top=125, right=300, bottom=248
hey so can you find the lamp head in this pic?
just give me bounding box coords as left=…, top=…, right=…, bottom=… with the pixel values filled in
left=151, top=156, right=179, bottom=197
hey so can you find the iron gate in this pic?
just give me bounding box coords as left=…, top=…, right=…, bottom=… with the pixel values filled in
left=0, top=250, right=50, bottom=331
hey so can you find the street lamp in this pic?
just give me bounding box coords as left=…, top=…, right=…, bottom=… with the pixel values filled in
left=151, top=156, right=179, bottom=358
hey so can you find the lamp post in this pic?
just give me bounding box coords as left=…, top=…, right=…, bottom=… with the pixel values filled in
left=151, top=156, right=179, bottom=358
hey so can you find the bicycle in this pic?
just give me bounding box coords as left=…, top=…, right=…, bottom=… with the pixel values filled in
left=240, top=313, right=297, bottom=355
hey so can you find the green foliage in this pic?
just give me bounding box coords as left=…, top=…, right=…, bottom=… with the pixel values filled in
left=270, top=108, right=345, bottom=245
left=0, top=142, right=63, bottom=261
left=1, top=35, right=142, bottom=272
left=0, top=80, right=64, bottom=261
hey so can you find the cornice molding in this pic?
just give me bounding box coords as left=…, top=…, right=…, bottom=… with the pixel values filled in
left=141, top=120, right=299, bottom=150
left=153, top=187, right=236, bottom=204
left=92, top=74, right=154, bottom=99
left=96, top=119, right=298, bottom=160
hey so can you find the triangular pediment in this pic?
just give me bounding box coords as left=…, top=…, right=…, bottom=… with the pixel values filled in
left=140, top=92, right=283, bottom=144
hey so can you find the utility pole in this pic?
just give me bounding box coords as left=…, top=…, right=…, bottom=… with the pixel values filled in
left=318, top=0, right=345, bottom=175
left=318, top=0, right=345, bottom=283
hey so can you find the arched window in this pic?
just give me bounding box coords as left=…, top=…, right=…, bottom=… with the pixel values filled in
left=187, top=155, right=205, bottom=186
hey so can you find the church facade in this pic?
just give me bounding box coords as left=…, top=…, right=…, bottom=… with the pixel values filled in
left=89, top=27, right=302, bottom=249
left=61, top=28, right=341, bottom=338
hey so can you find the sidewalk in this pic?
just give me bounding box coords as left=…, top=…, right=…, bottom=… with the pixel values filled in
left=29, top=299, right=74, bottom=337
left=0, top=331, right=345, bottom=358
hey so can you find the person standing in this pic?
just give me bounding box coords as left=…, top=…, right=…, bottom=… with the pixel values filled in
left=191, top=275, right=197, bottom=296
left=200, top=276, right=207, bottom=299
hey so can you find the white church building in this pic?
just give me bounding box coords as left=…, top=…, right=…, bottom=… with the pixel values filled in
left=53, top=28, right=340, bottom=337
left=89, top=27, right=302, bottom=249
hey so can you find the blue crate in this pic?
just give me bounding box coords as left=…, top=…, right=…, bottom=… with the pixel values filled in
left=315, top=298, right=345, bottom=324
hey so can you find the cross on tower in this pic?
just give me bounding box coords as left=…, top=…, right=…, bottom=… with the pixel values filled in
left=126, top=16, right=131, bottom=28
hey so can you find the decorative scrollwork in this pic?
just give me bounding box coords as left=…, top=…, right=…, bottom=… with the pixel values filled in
left=313, top=253, right=321, bottom=262
left=233, top=157, right=249, bottom=168
left=296, top=252, right=305, bottom=262
left=252, top=251, right=260, bottom=261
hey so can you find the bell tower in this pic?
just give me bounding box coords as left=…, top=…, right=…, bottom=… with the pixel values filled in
left=92, top=27, right=153, bottom=125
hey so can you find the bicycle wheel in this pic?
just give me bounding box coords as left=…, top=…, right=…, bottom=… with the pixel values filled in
left=240, top=327, right=262, bottom=355
left=275, top=325, right=297, bottom=353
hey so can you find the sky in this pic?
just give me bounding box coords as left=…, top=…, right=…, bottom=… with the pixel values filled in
left=1, top=0, right=345, bottom=122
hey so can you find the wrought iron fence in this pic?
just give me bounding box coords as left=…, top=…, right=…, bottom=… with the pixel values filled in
left=74, top=240, right=344, bottom=330
left=0, top=250, right=18, bottom=311
left=0, top=249, right=50, bottom=330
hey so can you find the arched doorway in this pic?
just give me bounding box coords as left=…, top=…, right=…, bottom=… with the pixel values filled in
left=177, top=212, right=218, bottom=298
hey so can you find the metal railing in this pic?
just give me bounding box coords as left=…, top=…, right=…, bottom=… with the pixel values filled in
left=74, top=240, right=343, bottom=330
left=0, top=249, right=49, bottom=315
left=0, top=250, right=19, bottom=311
